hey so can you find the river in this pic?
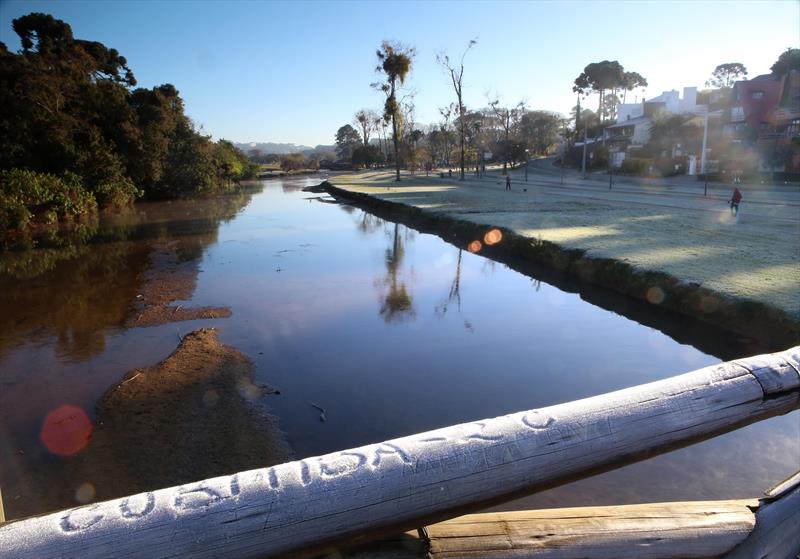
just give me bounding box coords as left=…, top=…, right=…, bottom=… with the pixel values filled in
left=0, top=176, right=797, bottom=520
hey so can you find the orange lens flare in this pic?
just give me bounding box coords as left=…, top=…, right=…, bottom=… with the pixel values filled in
left=40, top=404, right=93, bottom=456
left=468, top=240, right=482, bottom=253
left=483, top=229, right=502, bottom=246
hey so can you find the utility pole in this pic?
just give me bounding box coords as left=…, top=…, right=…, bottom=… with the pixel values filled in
left=560, top=125, right=566, bottom=185
left=525, top=150, right=529, bottom=182
left=581, top=128, right=588, bottom=177
left=700, top=111, right=709, bottom=177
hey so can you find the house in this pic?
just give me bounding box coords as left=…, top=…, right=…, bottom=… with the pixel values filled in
left=604, top=87, right=708, bottom=168
left=617, top=87, right=705, bottom=123
left=723, top=71, right=800, bottom=173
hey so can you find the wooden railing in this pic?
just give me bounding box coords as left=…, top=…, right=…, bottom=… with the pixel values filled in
left=0, top=347, right=798, bottom=558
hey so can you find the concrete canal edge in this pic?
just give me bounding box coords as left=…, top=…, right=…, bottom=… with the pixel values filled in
left=322, top=181, right=800, bottom=351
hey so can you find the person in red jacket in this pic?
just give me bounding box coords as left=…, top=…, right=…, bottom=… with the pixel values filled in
left=730, top=187, right=742, bottom=216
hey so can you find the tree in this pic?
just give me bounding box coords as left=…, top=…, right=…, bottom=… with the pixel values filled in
left=0, top=11, right=254, bottom=216
left=771, top=48, right=800, bottom=76
left=602, top=93, right=621, bottom=122
left=437, top=38, right=477, bottom=180
left=645, top=114, right=701, bottom=160
left=621, top=71, right=648, bottom=103
left=353, top=109, right=379, bottom=146
left=279, top=153, right=306, bottom=171
left=335, top=124, right=361, bottom=160
left=374, top=41, right=414, bottom=181
left=573, top=60, right=626, bottom=123
left=351, top=144, right=384, bottom=168
left=520, top=111, right=562, bottom=155
left=706, top=63, right=748, bottom=89
left=488, top=95, right=524, bottom=174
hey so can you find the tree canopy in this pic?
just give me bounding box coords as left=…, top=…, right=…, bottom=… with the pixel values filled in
left=573, top=60, right=646, bottom=123
left=770, top=48, right=800, bottom=76
left=1, top=12, right=256, bottom=237
left=335, top=124, right=362, bottom=160
left=705, top=62, right=748, bottom=89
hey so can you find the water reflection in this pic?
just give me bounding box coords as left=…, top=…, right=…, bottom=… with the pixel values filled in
left=0, top=188, right=257, bottom=362
left=1, top=177, right=796, bottom=523
left=378, top=223, right=415, bottom=323
left=435, top=249, right=463, bottom=316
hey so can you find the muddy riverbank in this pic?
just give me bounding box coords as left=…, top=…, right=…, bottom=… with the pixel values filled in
left=324, top=180, right=799, bottom=352
left=3, top=328, right=290, bottom=520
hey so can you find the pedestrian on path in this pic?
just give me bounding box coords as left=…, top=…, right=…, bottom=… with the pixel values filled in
left=505, top=175, right=511, bottom=191
left=729, top=187, right=742, bottom=216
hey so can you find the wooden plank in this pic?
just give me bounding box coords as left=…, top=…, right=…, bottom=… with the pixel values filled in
left=0, top=347, right=798, bottom=559
left=426, top=501, right=757, bottom=558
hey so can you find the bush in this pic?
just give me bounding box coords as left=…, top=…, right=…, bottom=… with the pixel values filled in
left=618, top=157, right=652, bottom=176
left=280, top=154, right=307, bottom=171
left=654, top=156, right=687, bottom=177
left=0, top=169, right=97, bottom=234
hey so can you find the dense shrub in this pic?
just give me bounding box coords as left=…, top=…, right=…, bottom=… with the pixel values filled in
left=1, top=169, right=97, bottom=233
left=618, top=157, right=653, bottom=176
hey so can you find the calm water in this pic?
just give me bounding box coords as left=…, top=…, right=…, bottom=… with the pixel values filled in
left=1, top=177, right=797, bottom=518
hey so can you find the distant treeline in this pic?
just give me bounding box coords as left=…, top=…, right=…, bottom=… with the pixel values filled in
left=0, top=13, right=257, bottom=236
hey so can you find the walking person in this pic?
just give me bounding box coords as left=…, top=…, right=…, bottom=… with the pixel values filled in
left=729, top=186, right=742, bottom=217
left=505, top=175, right=511, bottom=191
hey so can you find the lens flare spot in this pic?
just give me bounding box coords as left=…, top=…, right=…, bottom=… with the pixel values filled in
left=40, top=405, right=93, bottom=456
left=75, top=482, right=96, bottom=504
left=483, top=229, right=502, bottom=246
left=468, top=240, right=482, bottom=253
left=646, top=286, right=665, bottom=305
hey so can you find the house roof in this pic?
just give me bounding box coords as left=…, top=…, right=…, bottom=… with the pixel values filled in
left=606, top=116, right=650, bottom=129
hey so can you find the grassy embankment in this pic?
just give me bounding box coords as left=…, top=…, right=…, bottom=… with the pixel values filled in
left=326, top=171, right=800, bottom=347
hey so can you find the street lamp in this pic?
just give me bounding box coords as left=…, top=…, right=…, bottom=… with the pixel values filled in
left=525, top=149, right=529, bottom=182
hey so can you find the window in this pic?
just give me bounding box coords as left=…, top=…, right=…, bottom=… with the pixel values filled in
left=751, top=91, right=764, bottom=99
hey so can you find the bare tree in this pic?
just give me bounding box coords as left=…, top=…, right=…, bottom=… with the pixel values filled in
left=488, top=94, right=525, bottom=175
left=354, top=109, right=379, bottom=147
left=437, top=38, right=477, bottom=180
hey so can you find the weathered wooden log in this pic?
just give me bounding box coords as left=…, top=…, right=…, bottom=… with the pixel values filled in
left=1, top=347, right=798, bottom=559
left=723, top=471, right=800, bottom=559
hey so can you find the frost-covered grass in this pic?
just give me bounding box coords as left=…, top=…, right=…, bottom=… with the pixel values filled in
left=332, top=170, right=800, bottom=319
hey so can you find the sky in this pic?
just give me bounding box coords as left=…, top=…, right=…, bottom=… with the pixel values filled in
left=1, top=0, right=798, bottom=147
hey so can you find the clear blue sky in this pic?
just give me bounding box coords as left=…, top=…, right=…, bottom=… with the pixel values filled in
left=1, top=0, right=797, bottom=147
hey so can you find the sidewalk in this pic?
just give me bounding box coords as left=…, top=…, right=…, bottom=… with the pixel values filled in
left=329, top=171, right=800, bottom=326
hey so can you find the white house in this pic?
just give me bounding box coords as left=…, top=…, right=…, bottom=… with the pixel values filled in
left=617, top=87, right=705, bottom=123
left=606, top=86, right=709, bottom=168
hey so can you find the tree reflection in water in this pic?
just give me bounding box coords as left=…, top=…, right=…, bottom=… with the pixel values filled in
left=379, top=222, right=415, bottom=323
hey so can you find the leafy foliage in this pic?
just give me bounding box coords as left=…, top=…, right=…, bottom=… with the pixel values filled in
left=351, top=145, right=384, bottom=168
left=335, top=124, right=362, bottom=160
left=0, top=13, right=255, bottom=236
left=0, top=169, right=96, bottom=232
left=770, top=48, right=800, bottom=76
